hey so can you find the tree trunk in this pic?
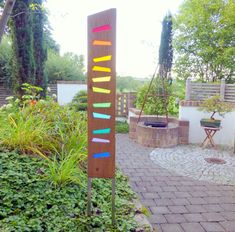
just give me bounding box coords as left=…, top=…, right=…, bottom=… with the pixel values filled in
left=0, top=0, right=16, bottom=43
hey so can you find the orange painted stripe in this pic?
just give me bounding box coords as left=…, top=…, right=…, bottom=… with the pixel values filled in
left=93, top=40, right=112, bottom=46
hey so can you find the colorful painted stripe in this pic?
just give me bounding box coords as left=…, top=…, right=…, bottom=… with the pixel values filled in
left=93, top=55, right=112, bottom=63
left=93, top=152, right=110, bottom=158
left=92, top=24, right=111, bottom=33
left=92, top=138, right=110, bottom=143
left=92, top=87, right=110, bottom=94
left=92, top=66, right=111, bottom=72
left=93, top=112, right=111, bottom=119
left=92, top=128, right=111, bottom=134
left=93, top=102, right=111, bottom=108
left=93, top=40, right=112, bottom=46
left=92, top=76, right=111, bottom=82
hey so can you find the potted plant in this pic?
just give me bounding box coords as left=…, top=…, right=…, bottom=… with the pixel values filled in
left=199, top=95, right=233, bottom=128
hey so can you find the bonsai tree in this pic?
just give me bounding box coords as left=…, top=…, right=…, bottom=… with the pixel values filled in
left=199, top=95, right=233, bottom=120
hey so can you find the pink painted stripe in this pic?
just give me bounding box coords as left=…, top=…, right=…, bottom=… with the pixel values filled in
left=92, top=24, right=111, bottom=33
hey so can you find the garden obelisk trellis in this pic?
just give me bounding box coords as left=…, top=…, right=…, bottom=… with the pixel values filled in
left=87, top=9, right=116, bottom=225
left=137, top=14, right=173, bottom=124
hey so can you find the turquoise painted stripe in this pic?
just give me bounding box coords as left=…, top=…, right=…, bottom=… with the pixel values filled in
left=93, top=152, right=110, bottom=158
left=93, top=112, right=111, bottom=119
left=93, top=102, right=111, bottom=108
left=92, top=128, right=111, bottom=135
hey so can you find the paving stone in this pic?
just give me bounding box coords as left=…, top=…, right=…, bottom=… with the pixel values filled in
left=220, top=203, right=235, bottom=211
left=162, top=186, right=178, bottom=192
left=201, top=212, right=225, bottom=222
left=142, top=192, right=160, bottom=199
left=161, top=224, right=184, bottom=232
left=174, top=191, right=192, bottom=198
left=158, top=192, right=176, bottom=199
left=140, top=199, right=156, bottom=207
left=200, top=222, right=225, bottom=232
left=168, top=205, right=188, bottom=213
left=171, top=198, right=190, bottom=205
left=221, top=211, right=235, bottom=220
left=154, top=198, right=174, bottom=206
left=149, top=214, right=167, bottom=224
left=181, top=222, right=205, bottom=232
left=186, top=205, right=207, bottom=213
left=220, top=221, right=235, bottom=231
left=205, top=204, right=224, bottom=212
left=150, top=206, right=170, bottom=214
left=165, top=214, right=186, bottom=223
left=184, top=213, right=206, bottom=222
left=188, top=197, right=207, bottom=204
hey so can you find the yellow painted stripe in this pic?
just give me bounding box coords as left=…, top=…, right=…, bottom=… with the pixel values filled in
left=92, top=66, right=111, bottom=73
left=92, top=76, right=111, bottom=82
left=92, top=87, right=111, bottom=94
left=93, top=40, right=112, bottom=46
left=93, top=55, right=112, bottom=63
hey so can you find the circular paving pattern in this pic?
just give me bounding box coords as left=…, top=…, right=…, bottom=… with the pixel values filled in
left=150, top=145, right=235, bottom=185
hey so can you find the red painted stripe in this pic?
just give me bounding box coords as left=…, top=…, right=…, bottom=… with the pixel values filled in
left=92, top=24, right=111, bottom=33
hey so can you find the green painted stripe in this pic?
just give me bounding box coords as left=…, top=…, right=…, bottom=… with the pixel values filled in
left=93, top=103, right=111, bottom=108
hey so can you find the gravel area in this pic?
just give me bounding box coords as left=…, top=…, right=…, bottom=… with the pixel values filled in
left=150, top=145, right=235, bottom=186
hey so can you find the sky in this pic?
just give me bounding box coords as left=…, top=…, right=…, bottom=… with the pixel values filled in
left=45, top=0, right=183, bottom=78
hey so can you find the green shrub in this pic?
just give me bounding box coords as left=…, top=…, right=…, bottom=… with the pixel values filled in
left=136, top=80, right=178, bottom=116
left=69, top=90, right=88, bottom=111
left=116, top=121, right=129, bottom=133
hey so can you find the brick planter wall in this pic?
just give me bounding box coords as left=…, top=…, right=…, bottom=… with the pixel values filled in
left=129, top=112, right=189, bottom=148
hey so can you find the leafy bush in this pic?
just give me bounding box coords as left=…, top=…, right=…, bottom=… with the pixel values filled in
left=116, top=121, right=129, bottom=133
left=0, top=152, right=138, bottom=231
left=136, top=80, right=179, bottom=116
left=70, top=90, right=88, bottom=111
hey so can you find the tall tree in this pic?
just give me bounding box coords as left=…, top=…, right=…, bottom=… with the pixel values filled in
left=0, top=0, right=16, bottom=43
left=174, top=0, right=235, bottom=82
left=159, top=13, right=173, bottom=78
left=11, top=0, right=35, bottom=91
left=32, top=0, right=47, bottom=90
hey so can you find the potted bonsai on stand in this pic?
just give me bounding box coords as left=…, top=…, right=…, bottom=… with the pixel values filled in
left=199, top=95, right=233, bottom=128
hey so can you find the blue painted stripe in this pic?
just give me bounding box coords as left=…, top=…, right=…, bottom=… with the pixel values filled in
left=93, top=128, right=111, bottom=134
left=93, top=112, right=111, bottom=119
left=93, top=152, right=110, bottom=159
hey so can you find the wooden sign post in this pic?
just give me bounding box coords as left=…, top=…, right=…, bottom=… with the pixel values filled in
left=87, top=8, right=116, bottom=225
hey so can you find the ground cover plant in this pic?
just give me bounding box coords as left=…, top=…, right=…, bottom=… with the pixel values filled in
left=0, top=152, right=137, bottom=231
left=0, top=84, right=139, bottom=231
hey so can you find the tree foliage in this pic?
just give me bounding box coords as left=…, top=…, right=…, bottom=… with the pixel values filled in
left=11, top=0, right=35, bottom=91
left=116, top=76, right=148, bottom=93
left=32, top=0, right=47, bottom=91
left=0, top=36, right=12, bottom=87
left=174, top=0, right=235, bottom=82
left=45, top=50, right=85, bottom=83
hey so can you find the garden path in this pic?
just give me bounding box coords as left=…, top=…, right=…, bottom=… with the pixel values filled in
left=116, top=134, right=235, bottom=232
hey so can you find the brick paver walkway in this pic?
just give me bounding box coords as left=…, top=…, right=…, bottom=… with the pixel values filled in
left=116, top=134, right=235, bottom=232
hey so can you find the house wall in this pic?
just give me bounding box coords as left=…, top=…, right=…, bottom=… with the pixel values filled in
left=57, top=81, right=87, bottom=105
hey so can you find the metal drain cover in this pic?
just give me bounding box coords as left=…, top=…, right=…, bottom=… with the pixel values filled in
left=204, top=157, right=226, bottom=164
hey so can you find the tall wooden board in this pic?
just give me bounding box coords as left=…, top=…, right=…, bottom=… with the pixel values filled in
left=87, top=9, right=116, bottom=178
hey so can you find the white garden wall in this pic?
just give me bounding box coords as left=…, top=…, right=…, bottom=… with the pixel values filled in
left=179, top=105, right=235, bottom=146
left=57, top=82, right=87, bottom=105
